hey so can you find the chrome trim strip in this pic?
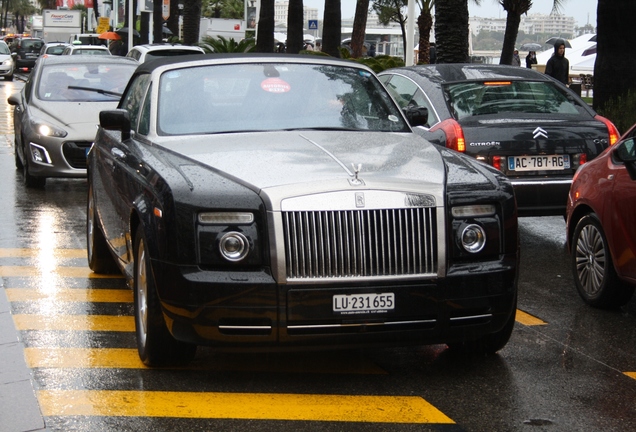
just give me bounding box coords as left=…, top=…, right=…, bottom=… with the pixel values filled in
left=449, top=314, right=492, bottom=321
left=288, top=319, right=436, bottom=329
left=510, top=179, right=572, bottom=186
left=218, top=325, right=273, bottom=330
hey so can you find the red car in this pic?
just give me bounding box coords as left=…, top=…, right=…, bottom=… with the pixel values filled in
left=566, top=123, right=636, bottom=308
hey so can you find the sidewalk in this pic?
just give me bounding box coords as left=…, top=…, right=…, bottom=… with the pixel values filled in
left=0, top=136, right=46, bottom=431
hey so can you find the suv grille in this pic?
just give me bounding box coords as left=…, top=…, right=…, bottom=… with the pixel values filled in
left=283, top=208, right=437, bottom=279
left=62, top=141, right=92, bottom=169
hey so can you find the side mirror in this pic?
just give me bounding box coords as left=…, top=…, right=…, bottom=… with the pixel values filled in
left=404, top=105, right=429, bottom=127
left=615, top=138, right=636, bottom=180
left=100, top=109, right=131, bottom=141
left=7, top=93, right=20, bottom=106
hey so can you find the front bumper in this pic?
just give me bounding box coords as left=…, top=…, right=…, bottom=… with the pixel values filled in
left=24, top=137, right=90, bottom=179
left=150, top=257, right=518, bottom=350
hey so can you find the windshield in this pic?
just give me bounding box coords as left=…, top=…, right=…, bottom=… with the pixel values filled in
left=37, top=63, right=135, bottom=102
left=157, top=63, right=410, bottom=135
left=0, top=44, right=9, bottom=55
left=444, top=80, right=586, bottom=119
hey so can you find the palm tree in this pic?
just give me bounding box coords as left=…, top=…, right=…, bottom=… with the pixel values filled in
left=416, top=0, right=435, bottom=64
left=594, top=0, right=636, bottom=114
left=373, top=0, right=409, bottom=62
left=350, top=0, right=370, bottom=58
left=256, top=0, right=275, bottom=52
left=182, top=0, right=203, bottom=45
left=434, top=0, right=472, bottom=63
left=286, top=0, right=305, bottom=54
left=322, top=0, right=342, bottom=57
left=498, top=1, right=567, bottom=65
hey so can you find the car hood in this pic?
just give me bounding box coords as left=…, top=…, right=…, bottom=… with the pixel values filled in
left=31, top=100, right=121, bottom=135
left=157, top=131, right=448, bottom=207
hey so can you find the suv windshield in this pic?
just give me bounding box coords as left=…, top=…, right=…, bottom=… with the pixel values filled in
left=444, top=80, right=585, bottom=119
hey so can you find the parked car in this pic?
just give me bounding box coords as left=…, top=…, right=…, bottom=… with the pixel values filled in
left=61, top=44, right=111, bottom=55
left=40, top=42, right=69, bottom=56
left=10, top=37, right=45, bottom=69
left=68, top=33, right=107, bottom=47
left=566, top=123, right=636, bottom=308
left=125, top=43, right=205, bottom=63
left=379, top=64, right=620, bottom=216
left=0, top=40, right=14, bottom=81
left=88, top=54, right=519, bottom=366
left=7, top=55, right=138, bottom=187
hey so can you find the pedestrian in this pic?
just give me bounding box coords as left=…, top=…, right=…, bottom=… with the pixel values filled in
left=512, top=50, right=521, bottom=67
left=545, top=39, right=570, bottom=85
left=526, top=50, right=537, bottom=69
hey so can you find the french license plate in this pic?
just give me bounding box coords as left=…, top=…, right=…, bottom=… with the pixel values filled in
left=333, top=293, right=394, bottom=314
left=508, top=154, right=570, bottom=171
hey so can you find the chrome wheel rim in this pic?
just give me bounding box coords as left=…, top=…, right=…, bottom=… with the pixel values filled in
left=575, top=223, right=606, bottom=297
left=136, top=239, right=149, bottom=348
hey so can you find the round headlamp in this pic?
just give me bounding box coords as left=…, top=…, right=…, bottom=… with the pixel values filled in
left=218, top=231, right=250, bottom=262
left=459, top=224, right=486, bottom=253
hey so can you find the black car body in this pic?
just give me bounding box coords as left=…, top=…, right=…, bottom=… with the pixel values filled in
left=88, top=54, right=519, bottom=366
left=10, top=37, right=44, bottom=69
left=379, top=64, right=620, bottom=216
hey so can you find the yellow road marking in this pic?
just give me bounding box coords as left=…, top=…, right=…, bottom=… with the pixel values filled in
left=625, top=372, right=636, bottom=380
left=23, top=348, right=388, bottom=374
left=38, top=390, right=455, bottom=423
left=0, top=266, right=123, bottom=278
left=0, top=248, right=86, bottom=259
left=13, top=314, right=134, bottom=332
left=515, top=309, right=547, bottom=326
left=6, top=288, right=132, bottom=303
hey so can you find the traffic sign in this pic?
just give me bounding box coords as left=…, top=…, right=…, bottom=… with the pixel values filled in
left=308, top=20, right=318, bottom=30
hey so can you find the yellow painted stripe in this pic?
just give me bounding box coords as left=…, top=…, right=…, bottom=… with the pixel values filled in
left=5, top=288, right=132, bottom=303
left=23, top=348, right=387, bottom=374
left=25, top=348, right=145, bottom=369
left=515, top=309, right=547, bottom=326
left=0, top=248, right=86, bottom=258
left=625, top=372, right=636, bottom=380
left=38, top=390, right=455, bottom=423
left=0, top=266, right=123, bottom=279
left=13, top=314, right=134, bottom=332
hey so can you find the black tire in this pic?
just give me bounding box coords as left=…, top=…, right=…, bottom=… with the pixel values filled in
left=87, top=183, right=120, bottom=274
left=448, top=303, right=516, bottom=355
left=5, top=74, right=13, bottom=81
left=14, top=139, right=23, bottom=170
left=134, top=228, right=197, bottom=366
left=571, top=214, right=634, bottom=308
left=22, top=155, right=45, bottom=188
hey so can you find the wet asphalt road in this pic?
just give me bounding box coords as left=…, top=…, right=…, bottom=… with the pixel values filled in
left=0, top=77, right=635, bottom=432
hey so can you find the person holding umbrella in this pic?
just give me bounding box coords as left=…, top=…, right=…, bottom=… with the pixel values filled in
left=526, top=51, right=537, bottom=69
left=545, top=38, right=570, bottom=85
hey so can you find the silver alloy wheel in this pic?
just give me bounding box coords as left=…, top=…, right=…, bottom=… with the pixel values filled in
left=136, top=239, right=149, bottom=349
left=574, top=223, right=606, bottom=297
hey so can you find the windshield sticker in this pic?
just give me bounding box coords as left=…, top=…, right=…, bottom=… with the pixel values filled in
left=261, top=78, right=291, bottom=93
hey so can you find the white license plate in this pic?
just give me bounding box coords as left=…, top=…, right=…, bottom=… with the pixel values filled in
left=508, top=155, right=570, bottom=171
left=333, top=293, right=394, bottom=314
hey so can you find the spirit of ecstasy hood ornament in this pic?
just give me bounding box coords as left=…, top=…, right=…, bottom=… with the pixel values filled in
left=350, top=163, right=364, bottom=186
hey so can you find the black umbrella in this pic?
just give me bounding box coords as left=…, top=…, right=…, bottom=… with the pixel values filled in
left=162, top=26, right=173, bottom=36
left=582, top=45, right=597, bottom=56
left=520, top=42, right=542, bottom=51
left=588, top=34, right=597, bottom=42
left=545, top=37, right=572, bottom=48
left=116, top=27, right=140, bottom=38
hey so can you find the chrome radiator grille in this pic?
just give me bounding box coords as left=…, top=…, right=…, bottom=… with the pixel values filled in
left=282, top=208, right=437, bottom=279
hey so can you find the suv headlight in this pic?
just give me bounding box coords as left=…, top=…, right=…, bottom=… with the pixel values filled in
left=197, top=212, right=261, bottom=265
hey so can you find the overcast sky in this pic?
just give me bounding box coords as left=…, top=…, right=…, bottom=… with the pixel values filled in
left=303, top=0, right=597, bottom=28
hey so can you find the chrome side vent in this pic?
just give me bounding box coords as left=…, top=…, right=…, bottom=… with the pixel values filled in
left=282, top=208, right=437, bottom=279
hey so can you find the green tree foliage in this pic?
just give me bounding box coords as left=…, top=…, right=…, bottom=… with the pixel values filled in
left=373, top=0, right=408, bottom=62
left=199, top=35, right=256, bottom=52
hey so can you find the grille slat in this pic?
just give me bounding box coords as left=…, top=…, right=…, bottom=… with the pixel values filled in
left=283, top=208, right=437, bottom=279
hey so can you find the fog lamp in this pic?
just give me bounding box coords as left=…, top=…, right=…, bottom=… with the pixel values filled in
left=29, top=143, right=51, bottom=164
left=460, top=224, right=486, bottom=253
left=219, top=231, right=250, bottom=262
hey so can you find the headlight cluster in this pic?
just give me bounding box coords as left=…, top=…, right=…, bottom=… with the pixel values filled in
left=197, top=212, right=261, bottom=265
left=451, top=204, right=500, bottom=257
left=29, top=118, right=68, bottom=138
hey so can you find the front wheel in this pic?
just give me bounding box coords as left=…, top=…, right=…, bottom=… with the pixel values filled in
left=571, top=214, right=634, bottom=308
left=87, top=183, right=119, bottom=274
left=134, top=228, right=197, bottom=366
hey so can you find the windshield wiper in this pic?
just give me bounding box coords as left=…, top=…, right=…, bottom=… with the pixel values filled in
left=67, top=86, right=122, bottom=98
